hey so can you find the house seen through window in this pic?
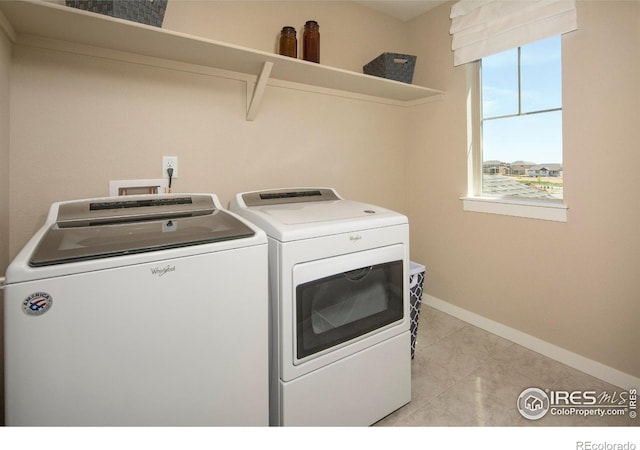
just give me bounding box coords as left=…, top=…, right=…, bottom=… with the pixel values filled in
left=481, top=35, right=563, bottom=200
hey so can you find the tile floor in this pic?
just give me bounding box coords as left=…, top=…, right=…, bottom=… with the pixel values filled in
left=375, top=306, right=638, bottom=427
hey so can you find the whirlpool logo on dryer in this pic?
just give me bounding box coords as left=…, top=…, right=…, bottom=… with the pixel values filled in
left=150, top=264, right=176, bottom=277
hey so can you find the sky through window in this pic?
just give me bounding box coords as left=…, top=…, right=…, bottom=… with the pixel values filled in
left=481, top=36, right=563, bottom=165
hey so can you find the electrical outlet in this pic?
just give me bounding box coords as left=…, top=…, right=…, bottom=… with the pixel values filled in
left=162, top=156, right=178, bottom=179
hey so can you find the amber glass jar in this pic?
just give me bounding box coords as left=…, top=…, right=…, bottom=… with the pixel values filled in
left=279, top=26, right=297, bottom=58
left=303, top=20, right=320, bottom=63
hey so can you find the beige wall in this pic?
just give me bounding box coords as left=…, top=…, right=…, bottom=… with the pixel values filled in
left=406, top=1, right=640, bottom=378
left=1, top=24, right=11, bottom=427
left=163, top=0, right=408, bottom=73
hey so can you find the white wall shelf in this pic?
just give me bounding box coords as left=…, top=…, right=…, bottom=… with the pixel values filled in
left=0, top=0, right=444, bottom=120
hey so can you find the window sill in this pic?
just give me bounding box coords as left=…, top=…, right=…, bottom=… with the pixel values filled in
left=461, top=197, right=568, bottom=222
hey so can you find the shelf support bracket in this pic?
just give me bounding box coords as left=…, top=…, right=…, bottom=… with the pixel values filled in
left=246, top=61, right=273, bottom=121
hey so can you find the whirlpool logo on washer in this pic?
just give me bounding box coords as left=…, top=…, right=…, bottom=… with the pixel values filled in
left=150, top=264, right=176, bottom=277
left=22, top=292, right=53, bottom=316
left=349, top=234, right=362, bottom=243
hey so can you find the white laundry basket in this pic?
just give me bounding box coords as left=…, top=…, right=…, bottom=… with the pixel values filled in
left=409, top=262, right=426, bottom=359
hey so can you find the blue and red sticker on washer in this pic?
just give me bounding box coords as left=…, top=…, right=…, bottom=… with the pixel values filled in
left=22, top=292, right=53, bottom=316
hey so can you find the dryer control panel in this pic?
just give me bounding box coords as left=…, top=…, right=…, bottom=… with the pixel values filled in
left=241, top=188, right=340, bottom=207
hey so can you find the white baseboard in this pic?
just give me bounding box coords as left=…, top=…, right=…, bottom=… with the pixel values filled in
left=423, top=294, right=640, bottom=391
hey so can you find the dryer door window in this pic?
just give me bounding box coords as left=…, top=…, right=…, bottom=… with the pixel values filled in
left=295, top=251, right=404, bottom=361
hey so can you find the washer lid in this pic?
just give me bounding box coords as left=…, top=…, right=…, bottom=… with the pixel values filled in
left=29, top=196, right=255, bottom=267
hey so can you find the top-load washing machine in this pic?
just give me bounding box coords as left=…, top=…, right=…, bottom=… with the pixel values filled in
left=2, top=193, right=269, bottom=426
left=230, top=187, right=411, bottom=426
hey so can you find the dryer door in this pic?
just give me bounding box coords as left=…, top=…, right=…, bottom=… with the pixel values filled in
left=293, top=245, right=405, bottom=365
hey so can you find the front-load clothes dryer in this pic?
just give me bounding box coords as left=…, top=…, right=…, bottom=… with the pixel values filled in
left=2, top=193, right=269, bottom=426
left=230, top=187, right=411, bottom=426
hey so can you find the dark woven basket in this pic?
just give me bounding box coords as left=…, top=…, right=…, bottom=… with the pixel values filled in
left=65, top=0, right=168, bottom=27
left=409, top=263, right=425, bottom=359
left=363, top=52, right=417, bottom=84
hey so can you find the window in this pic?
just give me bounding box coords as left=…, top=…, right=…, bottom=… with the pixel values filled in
left=464, top=35, right=568, bottom=222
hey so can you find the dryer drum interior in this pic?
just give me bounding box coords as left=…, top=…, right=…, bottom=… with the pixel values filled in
left=296, top=259, right=404, bottom=359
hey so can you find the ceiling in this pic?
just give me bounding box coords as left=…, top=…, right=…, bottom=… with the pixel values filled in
left=354, top=1, right=446, bottom=22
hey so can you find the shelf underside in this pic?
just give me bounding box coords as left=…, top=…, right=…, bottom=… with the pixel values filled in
left=0, top=1, right=443, bottom=103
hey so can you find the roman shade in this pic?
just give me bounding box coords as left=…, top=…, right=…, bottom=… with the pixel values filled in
left=450, top=0, right=578, bottom=66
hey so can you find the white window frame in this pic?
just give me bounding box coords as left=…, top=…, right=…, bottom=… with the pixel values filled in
left=461, top=54, right=568, bottom=223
